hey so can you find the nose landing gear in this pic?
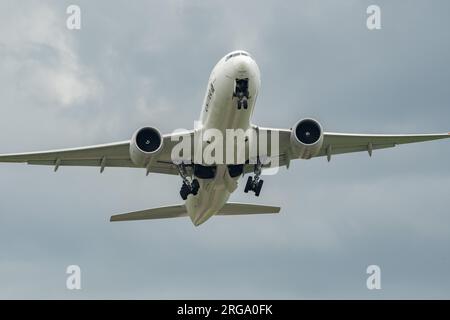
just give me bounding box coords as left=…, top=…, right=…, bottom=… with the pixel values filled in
left=237, top=98, right=248, bottom=110
left=176, top=163, right=200, bottom=200
left=234, top=78, right=249, bottom=110
left=244, top=159, right=264, bottom=197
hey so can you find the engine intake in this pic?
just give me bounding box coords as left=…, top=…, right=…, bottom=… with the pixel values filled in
left=130, top=127, right=163, bottom=166
left=290, top=118, right=324, bottom=159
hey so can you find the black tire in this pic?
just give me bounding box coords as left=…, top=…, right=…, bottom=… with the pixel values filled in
left=191, top=179, right=200, bottom=195
left=255, top=180, right=264, bottom=197
left=244, top=176, right=252, bottom=193
left=237, top=101, right=242, bottom=110
left=180, top=183, right=189, bottom=200
left=243, top=99, right=248, bottom=109
left=180, top=189, right=188, bottom=200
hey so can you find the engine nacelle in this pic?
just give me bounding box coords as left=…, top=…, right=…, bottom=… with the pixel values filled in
left=129, top=127, right=163, bottom=166
left=290, top=118, right=324, bottom=159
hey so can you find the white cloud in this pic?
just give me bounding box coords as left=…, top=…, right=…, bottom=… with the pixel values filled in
left=0, top=1, right=102, bottom=108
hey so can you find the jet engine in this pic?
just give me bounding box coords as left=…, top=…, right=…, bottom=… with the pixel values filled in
left=290, top=118, right=324, bottom=159
left=129, top=127, right=163, bottom=166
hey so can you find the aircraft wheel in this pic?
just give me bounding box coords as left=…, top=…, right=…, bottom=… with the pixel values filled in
left=191, top=179, right=200, bottom=195
left=255, top=180, right=264, bottom=197
left=180, top=189, right=188, bottom=200
left=243, top=99, right=248, bottom=109
left=180, top=182, right=189, bottom=200
left=244, top=176, right=252, bottom=193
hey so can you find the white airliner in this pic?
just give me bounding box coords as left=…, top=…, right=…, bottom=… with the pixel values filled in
left=1, top=50, right=449, bottom=226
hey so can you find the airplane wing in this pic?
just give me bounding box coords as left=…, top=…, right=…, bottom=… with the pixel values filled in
left=1, top=127, right=448, bottom=173
left=252, top=127, right=450, bottom=170
left=316, top=132, right=450, bottom=159
left=0, top=130, right=194, bottom=175
left=110, top=202, right=280, bottom=222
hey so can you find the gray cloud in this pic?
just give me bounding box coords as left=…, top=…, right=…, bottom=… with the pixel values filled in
left=0, top=0, right=449, bottom=298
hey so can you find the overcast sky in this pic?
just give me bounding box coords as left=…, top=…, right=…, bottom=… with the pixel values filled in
left=0, top=0, right=449, bottom=299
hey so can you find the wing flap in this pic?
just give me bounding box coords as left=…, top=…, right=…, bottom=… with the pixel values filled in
left=26, top=159, right=177, bottom=174
left=316, top=143, right=395, bottom=157
left=27, top=159, right=134, bottom=167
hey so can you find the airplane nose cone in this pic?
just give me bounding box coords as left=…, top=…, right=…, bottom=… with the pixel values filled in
left=236, top=58, right=248, bottom=71
left=223, top=51, right=258, bottom=78
left=233, top=57, right=252, bottom=77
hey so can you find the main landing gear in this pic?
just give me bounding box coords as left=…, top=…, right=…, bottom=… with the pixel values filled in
left=176, top=163, right=199, bottom=200
left=234, top=78, right=249, bottom=110
left=244, top=159, right=264, bottom=197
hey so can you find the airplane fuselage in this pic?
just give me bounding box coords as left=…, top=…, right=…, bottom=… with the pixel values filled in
left=186, top=51, right=261, bottom=225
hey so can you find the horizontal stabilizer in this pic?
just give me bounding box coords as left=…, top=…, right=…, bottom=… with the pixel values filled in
left=110, top=204, right=187, bottom=222
left=110, top=202, right=280, bottom=222
left=216, top=202, right=280, bottom=215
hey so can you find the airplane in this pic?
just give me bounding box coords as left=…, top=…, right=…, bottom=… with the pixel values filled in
left=0, top=50, right=449, bottom=226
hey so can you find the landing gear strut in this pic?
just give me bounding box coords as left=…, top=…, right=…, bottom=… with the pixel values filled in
left=176, top=163, right=199, bottom=200
left=244, top=159, right=264, bottom=197
left=234, top=78, right=249, bottom=110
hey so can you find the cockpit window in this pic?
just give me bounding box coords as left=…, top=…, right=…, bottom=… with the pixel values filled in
left=225, top=53, right=239, bottom=61
left=225, top=52, right=250, bottom=61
